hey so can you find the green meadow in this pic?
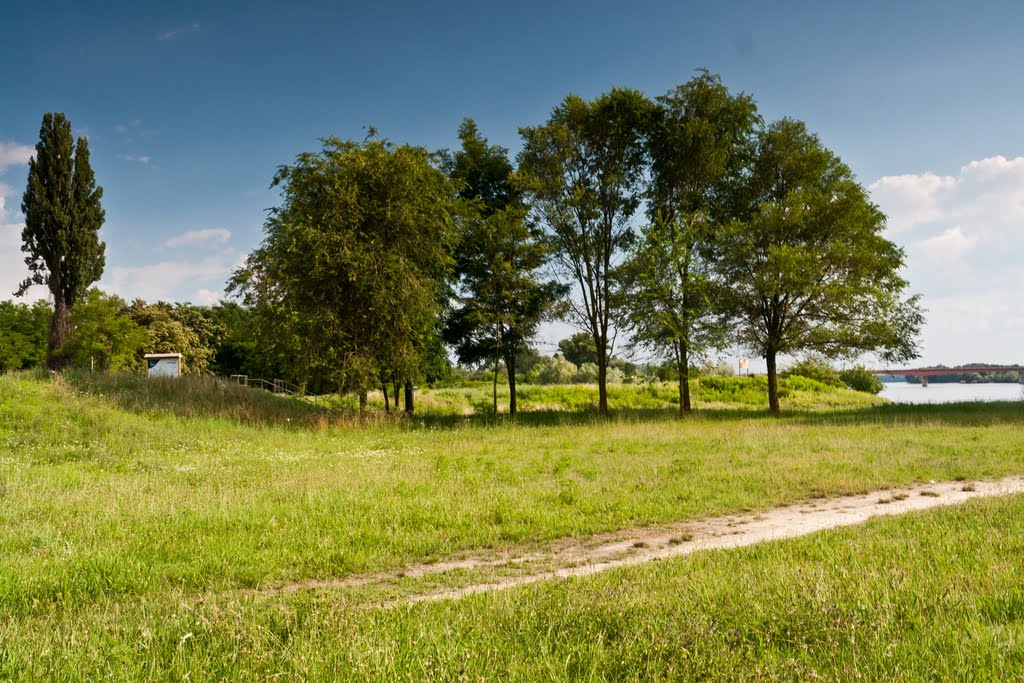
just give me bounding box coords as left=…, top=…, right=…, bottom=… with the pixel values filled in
left=2, top=371, right=1023, bottom=680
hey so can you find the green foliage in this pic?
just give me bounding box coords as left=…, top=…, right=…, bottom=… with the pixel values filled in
left=781, top=357, right=845, bottom=388
left=0, top=300, right=49, bottom=371
left=62, top=289, right=148, bottom=371
left=442, top=121, right=563, bottom=415
left=719, top=118, right=924, bottom=412
left=557, top=332, right=598, bottom=369
left=621, top=72, right=759, bottom=413
left=518, top=88, right=653, bottom=414
left=840, top=366, right=885, bottom=394
left=231, top=135, right=460, bottom=398
left=127, top=300, right=216, bottom=374
left=534, top=356, right=577, bottom=385
left=575, top=362, right=599, bottom=383
left=18, top=113, right=106, bottom=368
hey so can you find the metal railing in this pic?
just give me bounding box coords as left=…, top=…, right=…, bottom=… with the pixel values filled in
left=225, top=375, right=326, bottom=407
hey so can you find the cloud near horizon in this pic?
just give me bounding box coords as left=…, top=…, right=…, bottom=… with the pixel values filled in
left=100, top=253, right=240, bottom=304
left=869, top=155, right=1024, bottom=365
left=0, top=141, right=34, bottom=172
left=164, top=227, right=231, bottom=249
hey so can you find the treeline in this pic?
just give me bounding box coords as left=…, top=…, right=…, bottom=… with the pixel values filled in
left=12, top=74, right=923, bottom=415
left=0, top=293, right=289, bottom=381
left=230, top=72, right=921, bottom=415
left=903, top=365, right=1024, bottom=384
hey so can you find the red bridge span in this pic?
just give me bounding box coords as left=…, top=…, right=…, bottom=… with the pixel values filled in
left=873, top=366, right=1024, bottom=387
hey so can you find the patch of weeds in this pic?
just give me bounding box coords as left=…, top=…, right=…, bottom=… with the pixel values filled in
left=632, top=541, right=649, bottom=549
left=962, top=484, right=977, bottom=492
left=920, top=490, right=941, bottom=497
left=667, top=533, right=693, bottom=546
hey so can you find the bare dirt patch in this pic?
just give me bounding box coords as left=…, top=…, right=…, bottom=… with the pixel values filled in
left=263, top=476, right=1024, bottom=605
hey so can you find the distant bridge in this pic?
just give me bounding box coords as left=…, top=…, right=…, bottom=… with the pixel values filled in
left=873, top=366, right=1024, bottom=387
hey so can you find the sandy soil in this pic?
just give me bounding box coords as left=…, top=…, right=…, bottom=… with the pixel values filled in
left=267, top=476, right=1024, bottom=604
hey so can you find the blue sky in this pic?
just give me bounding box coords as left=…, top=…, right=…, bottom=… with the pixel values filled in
left=2, top=1, right=1023, bottom=366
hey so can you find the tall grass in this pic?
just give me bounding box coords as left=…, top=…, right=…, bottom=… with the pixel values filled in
left=3, top=496, right=1023, bottom=680
left=2, top=370, right=1023, bottom=679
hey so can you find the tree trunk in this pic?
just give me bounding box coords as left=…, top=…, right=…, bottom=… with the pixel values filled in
left=492, top=331, right=500, bottom=419
left=597, top=356, right=608, bottom=416
left=393, top=377, right=400, bottom=410
left=382, top=383, right=390, bottom=413
left=359, top=391, right=368, bottom=414
left=505, top=349, right=517, bottom=418
left=47, top=298, right=71, bottom=370
left=678, top=340, right=691, bottom=416
left=766, top=349, right=780, bottom=414
left=404, top=380, right=414, bottom=414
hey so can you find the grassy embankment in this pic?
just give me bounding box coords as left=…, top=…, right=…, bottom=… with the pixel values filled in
left=1, top=371, right=1023, bottom=679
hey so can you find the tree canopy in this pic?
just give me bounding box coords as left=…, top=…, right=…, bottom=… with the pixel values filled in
left=719, top=118, right=923, bottom=412
left=230, top=135, right=460, bottom=406
left=442, top=119, right=563, bottom=416
left=517, top=88, right=653, bottom=415
left=621, top=73, right=760, bottom=414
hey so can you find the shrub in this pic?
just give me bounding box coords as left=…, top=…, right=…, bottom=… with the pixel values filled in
left=840, top=366, right=884, bottom=394
left=575, top=362, right=599, bottom=383
left=781, top=357, right=844, bottom=388
left=535, top=356, right=576, bottom=385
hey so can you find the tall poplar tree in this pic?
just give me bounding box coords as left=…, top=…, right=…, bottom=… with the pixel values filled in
left=18, top=112, right=106, bottom=369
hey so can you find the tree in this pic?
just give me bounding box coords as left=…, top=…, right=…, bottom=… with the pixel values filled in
left=127, top=300, right=216, bottom=374
left=18, top=112, right=106, bottom=369
left=557, top=332, right=597, bottom=369
left=230, top=135, right=459, bottom=409
left=0, top=300, right=50, bottom=372
left=442, top=119, right=563, bottom=417
left=518, top=88, right=652, bottom=415
left=62, top=289, right=147, bottom=371
left=719, top=119, right=923, bottom=413
left=621, top=73, right=759, bottom=415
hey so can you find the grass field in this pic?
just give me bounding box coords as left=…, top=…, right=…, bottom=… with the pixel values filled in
left=2, top=371, right=1023, bottom=679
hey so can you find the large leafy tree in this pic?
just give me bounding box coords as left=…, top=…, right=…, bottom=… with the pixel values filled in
left=127, top=300, right=217, bottom=374
left=18, top=112, right=106, bottom=369
left=443, top=119, right=563, bottom=416
left=621, top=73, right=759, bottom=414
left=62, top=289, right=148, bottom=372
left=518, top=88, right=652, bottom=415
left=230, top=136, right=459, bottom=409
left=557, top=332, right=597, bottom=369
left=0, top=300, right=50, bottom=372
left=720, top=119, right=923, bottom=413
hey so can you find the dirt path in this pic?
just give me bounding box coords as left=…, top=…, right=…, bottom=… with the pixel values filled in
left=270, top=476, right=1024, bottom=605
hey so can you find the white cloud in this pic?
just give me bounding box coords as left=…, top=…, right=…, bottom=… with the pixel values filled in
left=102, top=254, right=237, bottom=303
left=869, top=155, right=1024, bottom=365
left=116, top=153, right=152, bottom=165
left=164, top=228, right=231, bottom=249
left=915, top=225, right=977, bottom=261
left=869, top=172, right=955, bottom=233
left=193, top=288, right=221, bottom=305
left=157, top=22, right=200, bottom=42
left=0, top=221, right=47, bottom=302
left=0, top=141, right=33, bottom=172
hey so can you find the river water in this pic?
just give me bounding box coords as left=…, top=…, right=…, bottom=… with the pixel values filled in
left=880, top=382, right=1024, bottom=405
